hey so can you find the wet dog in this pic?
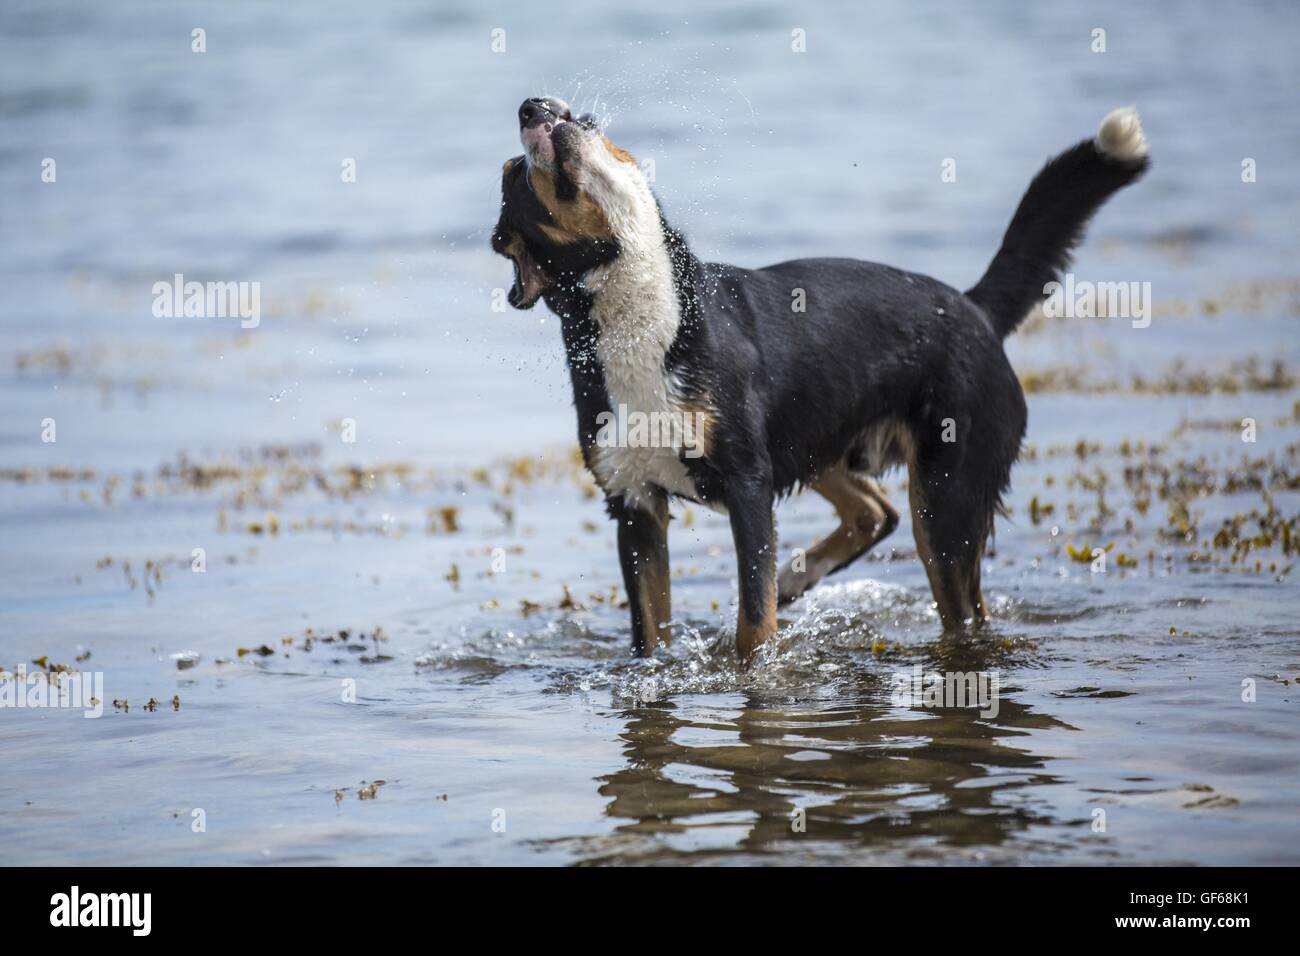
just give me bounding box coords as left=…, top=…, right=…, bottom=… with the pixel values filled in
left=492, top=96, right=1149, bottom=662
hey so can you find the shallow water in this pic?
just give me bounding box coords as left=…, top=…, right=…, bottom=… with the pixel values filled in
left=2, top=1, right=1299, bottom=865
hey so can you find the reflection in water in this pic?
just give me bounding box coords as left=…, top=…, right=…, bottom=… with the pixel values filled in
left=588, top=641, right=1077, bottom=864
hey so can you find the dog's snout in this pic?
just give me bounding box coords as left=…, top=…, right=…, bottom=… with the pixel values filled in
left=518, top=97, right=571, bottom=130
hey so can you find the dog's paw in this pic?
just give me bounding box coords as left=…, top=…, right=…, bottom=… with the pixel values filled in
left=776, top=562, right=811, bottom=606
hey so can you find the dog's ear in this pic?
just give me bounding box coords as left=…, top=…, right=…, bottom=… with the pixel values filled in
left=506, top=241, right=550, bottom=310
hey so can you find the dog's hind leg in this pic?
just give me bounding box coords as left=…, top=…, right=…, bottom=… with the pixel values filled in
left=907, top=457, right=992, bottom=632
left=777, top=465, right=900, bottom=606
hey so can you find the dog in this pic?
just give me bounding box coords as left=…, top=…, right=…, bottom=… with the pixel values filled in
left=492, top=96, right=1149, bottom=662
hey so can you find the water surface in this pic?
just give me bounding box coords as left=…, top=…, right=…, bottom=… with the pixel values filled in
left=1, top=0, right=1298, bottom=865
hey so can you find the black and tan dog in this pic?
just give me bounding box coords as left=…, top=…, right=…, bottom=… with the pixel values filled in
left=492, top=96, right=1149, bottom=662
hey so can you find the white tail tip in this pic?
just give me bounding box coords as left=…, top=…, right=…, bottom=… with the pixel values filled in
left=1096, top=106, right=1149, bottom=162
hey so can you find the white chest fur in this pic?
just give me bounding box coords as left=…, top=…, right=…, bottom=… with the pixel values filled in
left=585, top=234, right=701, bottom=510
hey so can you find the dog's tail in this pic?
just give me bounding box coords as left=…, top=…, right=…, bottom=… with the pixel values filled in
left=966, top=106, right=1150, bottom=339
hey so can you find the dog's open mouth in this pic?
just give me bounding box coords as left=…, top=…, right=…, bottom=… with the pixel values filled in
left=519, top=97, right=573, bottom=165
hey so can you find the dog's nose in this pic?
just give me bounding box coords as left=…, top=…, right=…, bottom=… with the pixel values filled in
left=518, top=99, right=546, bottom=127
left=518, top=97, right=571, bottom=130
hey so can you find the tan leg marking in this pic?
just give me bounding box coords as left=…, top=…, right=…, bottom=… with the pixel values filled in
left=778, top=466, right=899, bottom=605
left=626, top=497, right=672, bottom=655
left=735, top=588, right=777, bottom=666
left=636, top=550, right=673, bottom=654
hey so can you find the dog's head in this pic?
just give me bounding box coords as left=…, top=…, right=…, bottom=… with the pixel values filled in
left=491, top=96, right=652, bottom=309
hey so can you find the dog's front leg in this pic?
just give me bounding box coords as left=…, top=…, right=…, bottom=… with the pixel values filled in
left=610, top=492, right=672, bottom=656
left=725, top=473, right=778, bottom=665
